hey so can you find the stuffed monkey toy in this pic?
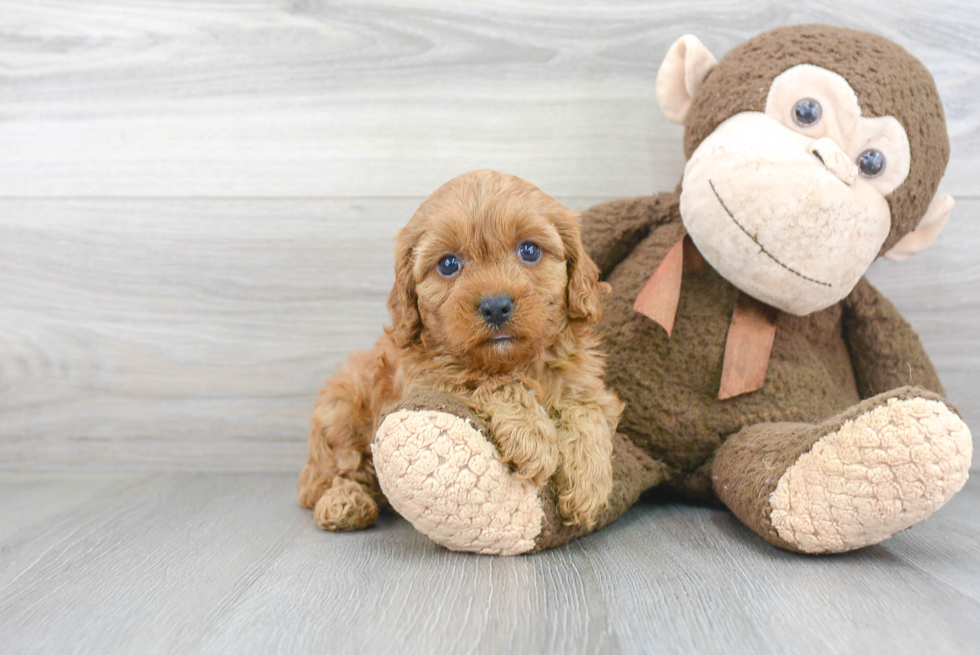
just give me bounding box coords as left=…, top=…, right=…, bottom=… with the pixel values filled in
left=372, top=24, right=973, bottom=555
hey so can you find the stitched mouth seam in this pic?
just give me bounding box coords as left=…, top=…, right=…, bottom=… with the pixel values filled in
left=708, top=179, right=832, bottom=288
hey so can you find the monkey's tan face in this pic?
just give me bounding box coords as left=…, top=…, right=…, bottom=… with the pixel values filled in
left=679, top=65, right=912, bottom=315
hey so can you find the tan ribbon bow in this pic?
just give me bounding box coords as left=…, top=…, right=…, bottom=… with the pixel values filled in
left=633, top=235, right=778, bottom=400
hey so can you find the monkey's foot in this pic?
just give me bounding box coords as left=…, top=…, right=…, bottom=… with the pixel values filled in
left=374, top=391, right=671, bottom=555
left=374, top=406, right=545, bottom=555
left=769, top=393, right=972, bottom=553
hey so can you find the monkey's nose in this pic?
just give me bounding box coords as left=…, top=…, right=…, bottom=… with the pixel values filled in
left=478, top=295, right=514, bottom=328
left=808, top=137, right=858, bottom=186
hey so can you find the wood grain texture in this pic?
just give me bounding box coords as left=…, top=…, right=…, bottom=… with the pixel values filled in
left=1, top=197, right=976, bottom=470
left=0, top=0, right=978, bottom=198
left=0, top=472, right=977, bottom=655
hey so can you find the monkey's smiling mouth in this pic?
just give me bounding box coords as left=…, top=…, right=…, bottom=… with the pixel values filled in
left=708, top=180, right=832, bottom=288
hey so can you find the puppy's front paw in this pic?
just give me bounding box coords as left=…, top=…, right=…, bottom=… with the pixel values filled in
left=491, top=409, right=560, bottom=487
left=499, top=436, right=560, bottom=487
left=555, top=469, right=612, bottom=528
left=474, top=383, right=561, bottom=487
left=553, top=421, right=615, bottom=527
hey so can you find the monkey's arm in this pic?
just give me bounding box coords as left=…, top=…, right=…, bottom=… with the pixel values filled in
left=841, top=277, right=944, bottom=398
left=579, top=192, right=681, bottom=277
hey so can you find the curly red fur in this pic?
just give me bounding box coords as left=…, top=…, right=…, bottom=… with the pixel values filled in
left=298, top=170, right=623, bottom=531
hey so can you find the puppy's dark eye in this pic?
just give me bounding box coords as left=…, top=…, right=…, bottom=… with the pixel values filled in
left=517, top=242, right=541, bottom=264
left=793, top=98, right=822, bottom=127
left=857, top=149, right=885, bottom=178
left=437, top=254, right=461, bottom=277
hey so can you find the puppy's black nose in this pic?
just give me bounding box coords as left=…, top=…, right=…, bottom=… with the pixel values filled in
left=479, top=295, right=513, bottom=328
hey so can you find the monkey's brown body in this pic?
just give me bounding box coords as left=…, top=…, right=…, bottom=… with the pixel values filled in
left=605, top=196, right=876, bottom=447
left=605, top=193, right=858, bottom=472
left=588, top=191, right=941, bottom=478
left=572, top=191, right=951, bottom=548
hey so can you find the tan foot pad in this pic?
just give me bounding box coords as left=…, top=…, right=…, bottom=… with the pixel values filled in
left=770, top=397, right=973, bottom=553
left=374, top=409, right=544, bottom=555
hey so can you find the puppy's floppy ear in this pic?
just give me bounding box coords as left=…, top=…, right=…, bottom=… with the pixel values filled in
left=386, top=226, right=423, bottom=349
left=557, top=209, right=608, bottom=324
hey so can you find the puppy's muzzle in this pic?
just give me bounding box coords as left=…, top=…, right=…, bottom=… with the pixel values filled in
left=478, top=295, right=514, bottom=328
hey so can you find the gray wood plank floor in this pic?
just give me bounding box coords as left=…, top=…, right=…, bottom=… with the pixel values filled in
left=1, top=472, right=978, bottom=655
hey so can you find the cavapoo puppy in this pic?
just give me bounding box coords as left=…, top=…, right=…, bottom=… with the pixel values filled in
left=298, top=169, right=623, bottom=532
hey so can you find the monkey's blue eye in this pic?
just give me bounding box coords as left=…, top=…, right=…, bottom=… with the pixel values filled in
left=857, top=149, right=885, bottom=178
left=437, top=255, right=461, bottom=277
left=793, top=98, right=822, bottom=127
left=517, top=242, right=541, bottom=263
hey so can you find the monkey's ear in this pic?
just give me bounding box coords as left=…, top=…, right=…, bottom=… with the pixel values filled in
left=884, top=194, right=954, bottom=262
left=656, top=35, right=718, bottom=124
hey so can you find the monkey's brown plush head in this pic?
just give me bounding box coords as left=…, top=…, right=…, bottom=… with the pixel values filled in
left=657, top=25, right=954, bottom=315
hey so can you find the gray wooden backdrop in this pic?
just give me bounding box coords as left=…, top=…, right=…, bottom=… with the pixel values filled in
left=1, top=0, right=978, bottom=472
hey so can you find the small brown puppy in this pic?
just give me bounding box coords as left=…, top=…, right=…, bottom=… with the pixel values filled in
left=298, top=170, right=623, bottom=532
